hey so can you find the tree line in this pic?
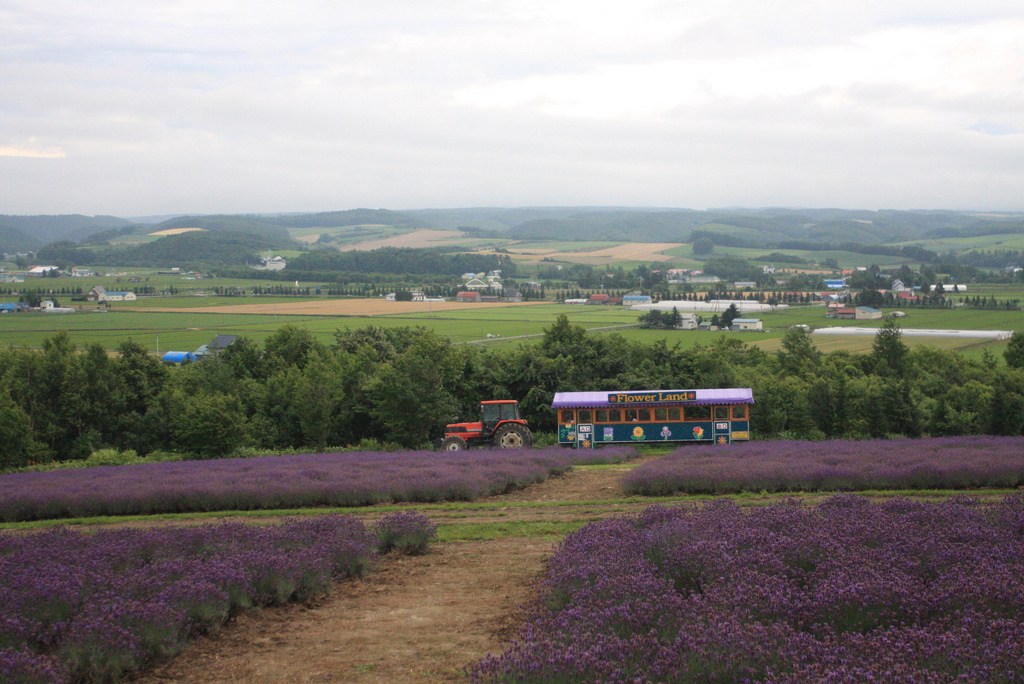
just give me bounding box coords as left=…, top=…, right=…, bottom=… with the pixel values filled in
left=1, top=319, right=1023, bottom=469
left=286, top=248, right=516, bottom=277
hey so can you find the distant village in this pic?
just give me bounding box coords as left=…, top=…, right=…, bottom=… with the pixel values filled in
left=0, top=254, right=1006, bottom=335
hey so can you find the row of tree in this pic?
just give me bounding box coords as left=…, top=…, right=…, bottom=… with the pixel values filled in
left=1, top=319, right=1023, bottom=468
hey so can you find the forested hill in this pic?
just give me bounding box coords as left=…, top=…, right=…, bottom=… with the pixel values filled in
left=288, top=247, right=514, bottom=276
left=7, top=207, right=1024, bottom=260
left=37, top=231, right=295, bottom=269
left=150, top=208, right=427, bottom=241
left=0, top=214, right=130, bottom=251
left=2, top=208, right=428, bottom=253
left=0, top=224, right=36, bottom=254
left=507, top=209, right=706, bottom=242
left=125, top=231, right=293, bottom=266
left=404, top=206, right=649, bottom=232
left=273, top=208, right=429, bottom=229
left=496, top=208, right=1020, bottom=247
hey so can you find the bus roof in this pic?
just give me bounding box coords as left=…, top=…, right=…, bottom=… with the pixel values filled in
left=551, top=388, right=754, bottom=409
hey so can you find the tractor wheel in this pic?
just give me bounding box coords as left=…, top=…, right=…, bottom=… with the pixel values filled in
left=494, top=423, right=531, bottom=449
left=440, top=435, right=468, bottom=451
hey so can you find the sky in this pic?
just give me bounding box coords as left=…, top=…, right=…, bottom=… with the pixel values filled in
left=2, top=0, right=1023, bottom=217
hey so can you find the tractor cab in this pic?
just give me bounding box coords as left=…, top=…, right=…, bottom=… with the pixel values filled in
left=481, top=400, right=522, bottom=434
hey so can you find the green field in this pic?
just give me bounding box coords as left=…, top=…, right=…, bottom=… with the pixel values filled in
left=284, top=224, right=516, bottom=252
left=897, top=233, right=1024, bottom=252
left=3, top=271, right=339, bottom=297
left=2, top=297, right=1020, bottom=361
left=662, top=245, right=925, bottom=269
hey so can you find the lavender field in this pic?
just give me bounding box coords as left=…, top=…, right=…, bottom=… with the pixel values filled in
left=622, top=436, right=1024, bottom=495
left=0, top=447, right=636, bottom=523
left=473, top=495, right=1024, bottom=682
left=0, top=515, right=378, bottom=683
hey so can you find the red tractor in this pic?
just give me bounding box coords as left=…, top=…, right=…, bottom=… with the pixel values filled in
left=439, top=400, right=532, bottom=450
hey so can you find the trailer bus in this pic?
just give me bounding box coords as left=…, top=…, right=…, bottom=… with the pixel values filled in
left=552, top=388, right=754, bottom=448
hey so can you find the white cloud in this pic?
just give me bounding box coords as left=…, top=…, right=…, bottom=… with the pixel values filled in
left=0, top=0, right=1022, bottom=214
left=0, top=139, right=65, bottom=159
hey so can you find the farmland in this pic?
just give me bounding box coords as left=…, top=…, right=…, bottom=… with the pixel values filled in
left=3, top=215, right=1023, bottom=362
left=0, top=516, right=380, bottom=682
left=1, top=290, right=1022, bottom=357
left=0, top=447, right=638, bottom=522
left=473, top=494, right=1024, bottom=682
left=4, top=438, right=1024, bottom=682
left=622, top=436, right=1024, bottom=495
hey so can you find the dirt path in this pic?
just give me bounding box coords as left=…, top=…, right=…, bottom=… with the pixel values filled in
left=140, top=456, right=657, bottom=683
left=142, top=538, right=552, bottom=683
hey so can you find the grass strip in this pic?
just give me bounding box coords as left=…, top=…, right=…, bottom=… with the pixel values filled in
left=437, top=520, right=587, bottom=542
left=2, top=488, right=1017, bottom=531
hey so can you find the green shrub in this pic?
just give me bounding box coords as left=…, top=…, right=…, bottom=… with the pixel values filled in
left=530, top=432, right=559, bottom=447
left=86, top=449, right=140, bottom=466
left=140, top=450, right=186, bottom=463
left=353, top=438, right=405, bottom=452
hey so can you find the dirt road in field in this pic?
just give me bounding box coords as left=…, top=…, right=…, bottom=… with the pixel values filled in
left=140, top=457, right=657, bottom=684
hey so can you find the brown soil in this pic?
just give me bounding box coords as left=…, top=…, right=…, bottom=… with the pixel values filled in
left=149, top=227, right=206, bottom=237
left=130, top=299, right=547, bottom=317
left=138, top=455, right=657, bottom=683
left=336, top=229, right=466, bottom=251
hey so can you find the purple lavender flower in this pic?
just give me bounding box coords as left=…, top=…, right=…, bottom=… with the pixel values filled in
left=473, top=495, right=1024, bottom=682
left=0, top=648, right=68, bottom=684
left=373, top=511, right=438, bottom=555
left=623, top=436, right=1024, bottom=496
left=0, top=515, right=376, bottom=682
left=0, top=446, right=637, bottom=522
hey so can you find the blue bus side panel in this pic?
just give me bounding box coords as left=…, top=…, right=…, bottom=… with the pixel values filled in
left=558, top=421, right=750, bottom=445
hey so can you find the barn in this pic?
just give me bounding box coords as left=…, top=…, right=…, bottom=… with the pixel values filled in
left=732, top=318, right=764, bottom=331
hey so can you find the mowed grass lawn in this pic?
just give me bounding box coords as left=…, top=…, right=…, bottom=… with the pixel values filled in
left=2, top=297, right=1021, bottom=359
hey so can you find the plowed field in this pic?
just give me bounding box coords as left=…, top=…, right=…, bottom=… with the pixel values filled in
left=138, top=299, right=548, bottom=316
left=337, top=229, right=466, bottom=251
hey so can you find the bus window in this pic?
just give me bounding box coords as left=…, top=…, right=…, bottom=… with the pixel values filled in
left=578, top=409, right=592, bottom=423
left=560, top=410, right=574, bottom=424
left=685, top=405, right=710, bottom=420
left=654, top=407, right=668, bottom=421
left=713, top=406, right=729, bottom=420
left=609, top=409, right=622, bottom=422
left=668, top=407, right=681, bottom=421
left=732, top=405, right=748, bottom=420
left=595, top=409, right=609, bottom=423
left=625, top=409, right=643, bottom=422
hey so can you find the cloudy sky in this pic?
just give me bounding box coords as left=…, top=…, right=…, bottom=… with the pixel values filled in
left=2, top=1, right=1023, bottom=216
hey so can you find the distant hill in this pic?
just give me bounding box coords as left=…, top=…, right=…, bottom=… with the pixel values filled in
left=498, top=208, right=1018, bottom=247
left=10, top=207, right=1024, bottom=269
left=0, top=224, right=37, bottom=254
left=146, top=209, right=427, bottom=241
left=273, top=208, right=429, bottom=229
left=36, top=230, right=295, bottom=269
left=288, top=246, right=511, bottom=276
left=404, top=206, right=645, bottom=231
left=151, top=215, right=293, bottom=242
left=922, top=219, right=1024, bottom=239
left=508, top=209, right=705, bottom=242
left=123, top=230, right=292, bottom=267
left=0, top=214, right=131, bottom=249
